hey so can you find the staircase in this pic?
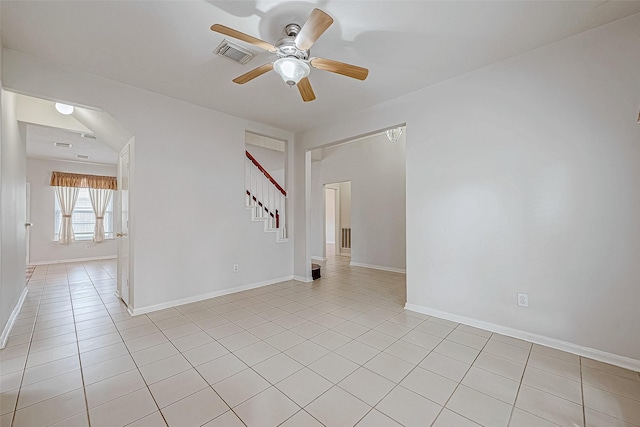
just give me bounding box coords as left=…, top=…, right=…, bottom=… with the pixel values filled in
left=245, top=150, right=287, bottom=242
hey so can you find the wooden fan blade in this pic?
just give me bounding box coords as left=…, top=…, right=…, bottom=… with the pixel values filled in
left=211, top=24, right=277, bottom=52
left=233, top=63, right=273, bottom=84
left=297, top=77, right=316, bottom=102
left=310, top=57, right=369, bottom=81
left=295, top=8, right=334, bottom=51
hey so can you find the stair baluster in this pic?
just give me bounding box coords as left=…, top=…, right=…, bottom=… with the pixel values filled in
left=244, top=150, right=287, bottom=241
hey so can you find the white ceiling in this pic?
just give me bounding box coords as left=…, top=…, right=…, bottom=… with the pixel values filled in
left=26, top=124, right=118, bottom=166
left=2, top=1, right=639, bottom=132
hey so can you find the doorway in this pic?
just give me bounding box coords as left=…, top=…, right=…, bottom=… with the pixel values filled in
left=117, top=140, right=133, bottom=308
left=16, top=92, right=134, bottom=309
left=324, top=181, right=351, bottom=259
left=325, top=187, right=337, bottom=256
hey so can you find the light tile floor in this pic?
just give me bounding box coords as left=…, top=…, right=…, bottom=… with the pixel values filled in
left=1, top=257, right=639, bottom=426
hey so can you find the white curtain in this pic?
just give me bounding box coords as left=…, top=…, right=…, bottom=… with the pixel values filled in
left=55, top=186, right=79, bottom=244
left=89, top=188, right=112, bottom=243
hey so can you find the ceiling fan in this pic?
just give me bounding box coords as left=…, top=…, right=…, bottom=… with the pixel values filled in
left=211, top=8, right=369, bottom=102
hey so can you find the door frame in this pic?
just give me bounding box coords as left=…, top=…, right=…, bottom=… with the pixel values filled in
left=116, top=138, right=135, bottom=311
left=323, top=184, right=341, bottom=260
left=26, top=181, right=31, bottom=266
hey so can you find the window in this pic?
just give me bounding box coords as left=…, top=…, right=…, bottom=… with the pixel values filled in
left=54, top=188, right=114, bottom=241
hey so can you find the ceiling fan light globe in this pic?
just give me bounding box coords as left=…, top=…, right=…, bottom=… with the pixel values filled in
left=274, top=57, right=310, bottom=86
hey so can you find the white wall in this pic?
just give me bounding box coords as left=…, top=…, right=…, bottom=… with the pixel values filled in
left=338, top=181, right=351, bottom=228
left=245, top=144, right=285, bottom=188
left=310, top=133, right=406, bottom=271
left=26, top=158, right=118, bottom=264
left=298, top=14, right=640, bottom=366
left=0, top=4, right=3, bottom=77
left=4, top=49, right=294, bottom=313
left=0, top=89, right=27, bottom=341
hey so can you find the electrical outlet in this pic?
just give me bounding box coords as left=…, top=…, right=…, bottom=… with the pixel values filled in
left=233, top=264, right=239, bottom=273
left=517, top=293, right=529, bottom=307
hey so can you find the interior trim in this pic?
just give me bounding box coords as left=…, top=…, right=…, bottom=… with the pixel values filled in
left=29, top=255, right=117, bottom=265
left=130, top=275, right=294, bottom=316
left=0, top=288, right=29, bottom=349
left=405, top=303, right=640, bottom=372
left=350, top=261, right=406, bottom=274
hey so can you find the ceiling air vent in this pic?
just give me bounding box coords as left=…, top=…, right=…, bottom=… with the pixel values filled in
left=80, top=133, right=97, bottom=140
left=54, top=142, right=72, bottom=148
left=76, top=154, right=89, bottom=159
left=214, top=40, right=253, bottom=65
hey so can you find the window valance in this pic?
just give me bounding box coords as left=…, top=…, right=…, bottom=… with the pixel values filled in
left=50, top=171, right=117, bottom=190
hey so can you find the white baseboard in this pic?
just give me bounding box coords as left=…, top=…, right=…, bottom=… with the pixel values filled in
left=405, top=303, right=640, bottom=373
left=30, top=255, right=117, bottom=265
left=293, top=275, right=313, bottom=283
left=349, top=261, right=406, bottom=274
left=311, top=256, right=326, bottom=262
left=130, top=275, right=294, bottom=316
left=0, top=288, right=29, bottom=349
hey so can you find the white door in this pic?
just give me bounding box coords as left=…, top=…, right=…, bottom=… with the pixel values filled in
left=324, top=187, right=337, bottom=257
left=25, top=182, right=31, bottom=266
left=333, top=188, right=341, bottom=253
left=117, top=144, right=130, bottom=305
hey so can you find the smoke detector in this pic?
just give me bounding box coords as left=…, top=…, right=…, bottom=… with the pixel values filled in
left=214, top=40, right=254, bottom=65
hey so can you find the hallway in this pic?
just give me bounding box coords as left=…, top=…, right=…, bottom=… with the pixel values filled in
left=0, top=258, right=638, bottom=426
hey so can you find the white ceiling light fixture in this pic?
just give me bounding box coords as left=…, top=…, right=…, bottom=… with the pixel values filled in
left=385, top=127, right=403, bottom=143
left=273, top=57, right=310, bottom=86
left=54, top=103, right=74, bottom=115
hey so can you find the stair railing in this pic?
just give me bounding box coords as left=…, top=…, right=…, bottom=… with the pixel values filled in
left=245, top=150, right=287, bottom=240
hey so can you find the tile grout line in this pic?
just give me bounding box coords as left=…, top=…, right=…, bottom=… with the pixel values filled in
left=192, top=265, right=400, bottom=425
left=196, top=288, right=322, bottom=425
left=13, top=268, right=86, bottom=421
left=189, top=274, right=374, bottom=423
left=220, top=260, right=634, bottom=426
left=91, top=264, right=168, bottom=425
left=7, top=265, right=45, bottom=427
left=197, top=285, right=339, bottom=426
left=10, top=258, right=638, bottom=427
left=70, top=262, right=95, bottom=427
left=142, top=294, right=247, bottom=426
left=426, top=325, right=492, bottom=427
left=506, top=340, right=533, bottom=427
left=83, top=260, right=172, bottom=427
left=271, top=310, right=454, bottom=426
left=336, top=314, right=440, bottom=425
left=68, top=263, right=128, bottom=419
left=277, top=263, right=412, bottom=425
left=580, top=356, right=586, bottom=427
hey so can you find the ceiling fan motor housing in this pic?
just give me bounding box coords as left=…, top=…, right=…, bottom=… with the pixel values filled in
left=285, top=24, right=300, bottom=37
left=275, top=24, right=309, bottom=61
